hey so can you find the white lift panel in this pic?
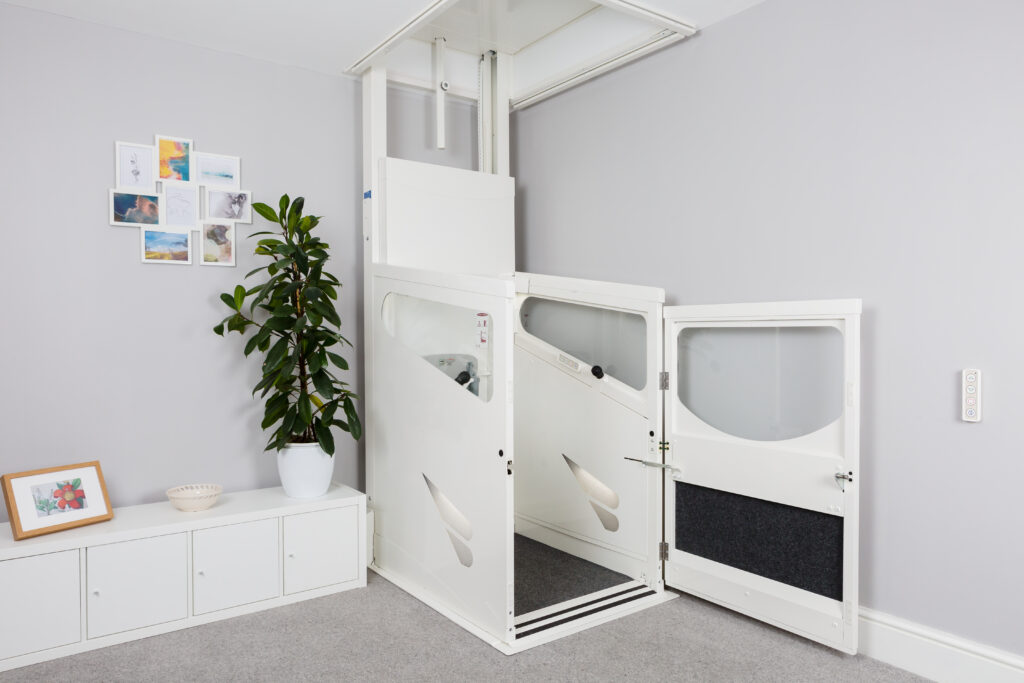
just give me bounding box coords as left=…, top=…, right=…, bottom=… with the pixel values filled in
left=370, top=267, right=515, bottom=644
left=381, top=157, right=515, bottom=276
left=662, top=300, right=861, bottom=653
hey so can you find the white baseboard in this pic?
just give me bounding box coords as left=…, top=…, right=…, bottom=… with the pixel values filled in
left=860, top=608, right=1024, bottom=683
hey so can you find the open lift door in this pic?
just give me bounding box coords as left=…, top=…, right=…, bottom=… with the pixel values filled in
left=662, top=300, right=861, bottom=653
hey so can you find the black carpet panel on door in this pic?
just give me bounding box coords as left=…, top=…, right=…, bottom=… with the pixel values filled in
left=674, top=482, right=843, bottom=601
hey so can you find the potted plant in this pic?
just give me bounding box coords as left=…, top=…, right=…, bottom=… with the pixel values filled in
left=214, top=194, right=361, bottom=498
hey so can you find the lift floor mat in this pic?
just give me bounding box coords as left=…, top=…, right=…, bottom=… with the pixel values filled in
left=514, top=534, right=631, bottom=615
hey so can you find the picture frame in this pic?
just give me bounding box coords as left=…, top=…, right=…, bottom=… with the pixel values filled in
left=194, top=152, right=241, bottom=189
left=141, top=228, right=192, bottom=265
left=205, top=188, right=252, bottom=223
left=155, top=134, right=193, bottom=184
left=1, top=461, right=113, bottom=541
left=115, top=141, right=157, bottom=192
left=164, top=184, right=199, bottom=229
left=109, top=189, right=162, bottom=227
left=199, top=221, right=236, bottom=267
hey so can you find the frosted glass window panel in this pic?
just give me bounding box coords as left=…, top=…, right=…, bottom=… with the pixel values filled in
left=676, top=326, right=843, bottom=441
left=382, top=293, right=493, bottom=402
left=519, top=298, right=647, bottom=390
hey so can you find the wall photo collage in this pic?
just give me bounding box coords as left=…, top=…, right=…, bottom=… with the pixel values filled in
left=110, top=135, right=248, bottom=267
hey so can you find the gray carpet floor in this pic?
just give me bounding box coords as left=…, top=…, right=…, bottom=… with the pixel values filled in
left=2, top=572, right=926, bottom=683
left=515, top=534, right=631, bottom=615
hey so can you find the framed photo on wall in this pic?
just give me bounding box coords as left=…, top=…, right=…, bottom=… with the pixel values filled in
left=115, top=141, right=156, bottom=192
left=205, top=188, right=252, bottom=223
left=155, top=134, right=193, bottom=184
left=109, top=189, right=162, bottom=227
left=1, top=461, right=114, bottom=541
left=164, top=184, right=199, bottom=229
left=194, top=152, right=240, bottom=189
left=200, top=221, right=235, bottom=266
left=141, top=228, right=192, bottom=265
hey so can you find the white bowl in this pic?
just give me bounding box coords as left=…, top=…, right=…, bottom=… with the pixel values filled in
left=166, top=484, right=223, bottom=512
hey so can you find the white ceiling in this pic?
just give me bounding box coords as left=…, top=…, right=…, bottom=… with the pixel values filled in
left=2, top=0, right=430, bottom=77
left=4, top=0, right=765, bottom=77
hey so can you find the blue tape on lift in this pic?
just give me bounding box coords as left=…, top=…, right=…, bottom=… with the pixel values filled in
left=363, top=190, right=371, bottom=199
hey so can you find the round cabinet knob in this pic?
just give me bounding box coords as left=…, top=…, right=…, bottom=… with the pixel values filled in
left=92, top=589, right=100, bottom=597
left=288, top=553, right=295, bottom=559
left=591, top=365, right=604, bottom=379
left=197, top=570, right=205, bottom=577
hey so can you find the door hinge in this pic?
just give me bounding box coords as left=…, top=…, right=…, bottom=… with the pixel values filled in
left=658, top=441, right=669, bottom=453
left=659, top=542, right=669, bottom=562
left=659, top=371, right=669, bottom=390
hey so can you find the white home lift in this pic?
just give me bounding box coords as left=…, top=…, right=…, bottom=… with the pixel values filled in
left=355, top=0, right=861, bottom=655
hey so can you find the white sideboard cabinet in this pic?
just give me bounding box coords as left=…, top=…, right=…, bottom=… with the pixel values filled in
left=0, top=485, right=365, bottom=673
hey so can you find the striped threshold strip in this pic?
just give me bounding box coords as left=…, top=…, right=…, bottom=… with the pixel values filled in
left=515, top=585, right=656, bottom=639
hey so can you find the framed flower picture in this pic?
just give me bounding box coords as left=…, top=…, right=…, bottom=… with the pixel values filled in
left=1, top=461, right=114, bottom=541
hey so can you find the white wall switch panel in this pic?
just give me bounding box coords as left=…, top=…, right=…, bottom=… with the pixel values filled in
left=962, top=368, right=981, bottom=422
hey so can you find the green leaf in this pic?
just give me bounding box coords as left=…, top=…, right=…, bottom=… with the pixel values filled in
left=304, top=286, right=322, bottom=301
left=261, top=400, right=288, bottom=429
left=312, top=370, right=335, bottom=400
left=264, top=317, right=293, bottom=331
left=278, top=195, right=290, bottom=222
left=343, top=396, right=362, bottom=441
left=265, top=337, right=290, bottom=370
left=281, top=406, right=297, bottom=436
left=297, top=393, right=312, bottom=428
left=233, top=285, right=245, bottom=311
left=252, top=202, right=280, bottom=223
left=252, top=372, right=276, bottom=396
left=71, top=478, right=82, bottom=489
left=220, top=292, right=237, bottom=310
left=226, top=314, right=246, bottom=333
left=328, top=352, right=349, bottom=371
left=308, top=350, right=324, bottom=375
left=293, top=249, right=308, bottom=273
left=213, top=323, right=225, bottom=336
left=315, top=420, right=335, bottom=455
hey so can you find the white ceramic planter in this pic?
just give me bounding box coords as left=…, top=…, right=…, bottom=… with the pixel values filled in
left=277, top=443, right=334, bottom=498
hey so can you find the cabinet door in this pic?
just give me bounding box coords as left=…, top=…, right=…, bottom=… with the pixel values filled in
left=87, top=534, right=187, bottom=638
left=0, top=550, right=80, bottom=660
left=193, top=518, right=279, bottom=615
left=283, top=507, right=358, bottom=595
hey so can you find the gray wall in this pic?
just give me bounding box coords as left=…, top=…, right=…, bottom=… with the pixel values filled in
left=513, top=0, right=1024, bottom=655
left=0, top=5, right=474, bottom=518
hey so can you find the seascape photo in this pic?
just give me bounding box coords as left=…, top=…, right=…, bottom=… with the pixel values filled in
left=195, top=153, right=240, bottom=188
left=142, top=229, right=192, bottom=264
left=111, top=191, right=160, bottom=226
left=157, top=135, right=192, bottom=182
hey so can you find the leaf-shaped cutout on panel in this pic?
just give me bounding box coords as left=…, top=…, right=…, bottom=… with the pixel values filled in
left=589, top=501, right=620, bottom=532
left=423, top=474, right=473, bottom=541
left=445, top=529, right=474, bottom=568
left=563, top=454, right=620, bottom=509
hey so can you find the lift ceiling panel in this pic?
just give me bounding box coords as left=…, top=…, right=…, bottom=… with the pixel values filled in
left=348, top=0, right=766, bottom=108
